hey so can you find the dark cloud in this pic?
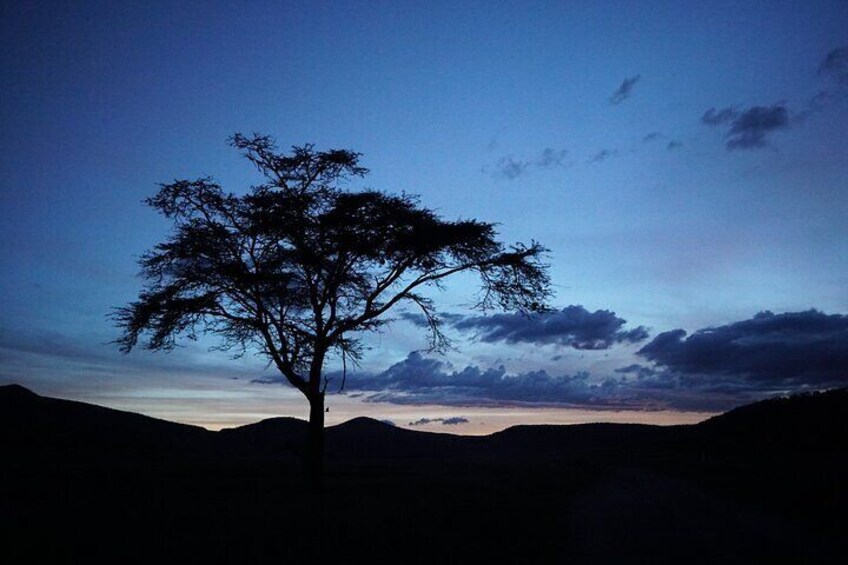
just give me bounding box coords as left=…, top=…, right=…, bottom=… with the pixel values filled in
left=334, top=310, right=848, bottom=412
left=589, top=149, right=616, bottom=163
left=610, top=75, right=641, bottom=104
left=799, top=47, right=848, bottom=120
left=701, top=47, right=848, bottom=150
left=537, top=147, right=568, bottom=168
left=642, top=132, right=662, bottom=142
left=442, top=416, right=469, bottom=425
left=492, top=156, right=530, bottom=180
left=408, top=416, right=469, bottom=426
left=725, top=105, right=789, bottom=149
left=666, top=140, right=683, bottom=150
left=338, top=352, right=738, bottom=411
left=702, top=105, right=790, bottom=150
left=341, top=352, right=631, bottom=407
left=637, top=310, right=848, bottom=390
left=451, top=305, right=649, bottom=350
left=818, top=45, right=848, bottom=84
left=399, top=311, right=466, bottom=328
left=489, top=148, right=568, bottom=180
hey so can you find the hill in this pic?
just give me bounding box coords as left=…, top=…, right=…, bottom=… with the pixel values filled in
left=4, top=384, right=845, bottom=460
left=1, top=383, right=845, bottom=563
left=0, top=383, right=211, bottom=455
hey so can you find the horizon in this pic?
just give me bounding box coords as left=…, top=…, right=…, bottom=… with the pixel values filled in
left=2, top=2, right=847, bottom=434
left=3, top=381, right=717, bottom=435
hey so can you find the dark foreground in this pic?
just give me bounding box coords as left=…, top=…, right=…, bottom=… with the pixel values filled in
left=2, top=385, right=846, bottom=563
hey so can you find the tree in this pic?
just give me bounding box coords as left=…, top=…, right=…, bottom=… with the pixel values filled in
left=114, top=133, right=551, bottom=488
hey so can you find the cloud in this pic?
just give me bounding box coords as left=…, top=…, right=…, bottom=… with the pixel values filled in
left=537, top=147, right=568, bottom=167
left=589, top=148, right=616, bottom=163
left=408, top=416, right=469, bottom=426
left=615, top=364, right=660, bottom=379
left=702, top=104, right=790, bottom=150
left=489, top=148, right=569, bottom=180
left=337, top=351, right=736, bottom=411
left=610, top=75, right=641, bottom=104
left=701, top=47, right=848, bottom=149
left=334, top=309, right=848, bottom=412
left=818, top=45, right=848, bottom=84
left=341, top=351, right=632, bottom=408
left=450, top=305, right=649, bottom=350
left=637, top=310, right=848, bottom=390
left=725, top=105, right=790, bottom=149
left=492, top=156, right=530, bottom=180
left=701, top=107, right=739, bottom=126
left=799, top=46, right=848, bottom=120
left=399, top=311, right=465, bottom=328
left=666, top=140, right=683, bottom=150
left=642, top=132, right=662, bottom=142
left=800, top=90, right=834, bottom=119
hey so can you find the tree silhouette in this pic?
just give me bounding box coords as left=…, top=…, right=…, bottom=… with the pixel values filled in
left=114, top=134, right=551, bottom=487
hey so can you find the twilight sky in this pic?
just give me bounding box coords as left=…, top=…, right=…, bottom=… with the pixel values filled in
left=2, top=1, right=847, bottom=433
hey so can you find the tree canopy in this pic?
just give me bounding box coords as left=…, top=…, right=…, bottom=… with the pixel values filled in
left=116, top=134, right=550, bottom=394
left=115, top=133, right=551, bottom=485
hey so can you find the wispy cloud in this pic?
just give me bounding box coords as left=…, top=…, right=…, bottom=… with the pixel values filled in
left=610, top=74, right=641, bottom=105
left=818, top=45, right=848, bottom=84
left=492, top=156, right=531, bottom=180
left=799, top=45, right=848, bottom=120
left=589, top=148, right=616, bottom=163
left=489, top=147, right=568, bottom=180
left=409, top=416, right=469, bottom=426
left=537, top=147, right=568, bottom=167
left=640, top=132, right=682, bottom=151
left=701, top=107, right=739, bottom=126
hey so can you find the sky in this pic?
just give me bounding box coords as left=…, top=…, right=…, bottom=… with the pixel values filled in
left=2, top=1, right=847, bottom=434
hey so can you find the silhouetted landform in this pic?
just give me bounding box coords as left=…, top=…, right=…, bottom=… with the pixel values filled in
left=2, top=384, right=846, bottom=563
left=0, top=383, right=212, bottom=453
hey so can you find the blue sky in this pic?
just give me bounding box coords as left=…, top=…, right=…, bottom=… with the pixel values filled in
left=2, top=1, right=847, bottom=432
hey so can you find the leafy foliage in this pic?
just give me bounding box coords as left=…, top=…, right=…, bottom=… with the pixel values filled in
left=115, top=134, right=550, bottom=397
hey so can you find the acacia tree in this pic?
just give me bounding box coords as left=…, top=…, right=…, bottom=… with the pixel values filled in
left=115, top=134, right=550, bottom=486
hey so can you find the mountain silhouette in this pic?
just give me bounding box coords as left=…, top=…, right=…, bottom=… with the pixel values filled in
left=2, top=383, right=846, bottom=563
left=0, top=383, right=211, bottom=454
left=2, top=383, right=846, bottom=461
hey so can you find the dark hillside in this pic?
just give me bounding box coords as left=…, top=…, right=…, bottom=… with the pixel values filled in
left=217, top=417, right=307, bottom=458
left=1, top=383, right=845, bottom=563
left=697, top=388, right=848, bottom=450
left=0, top=383, right=211, bottom=455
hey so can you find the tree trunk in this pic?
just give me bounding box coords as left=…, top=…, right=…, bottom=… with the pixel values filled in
left=306, top=392, right=325, bottom=492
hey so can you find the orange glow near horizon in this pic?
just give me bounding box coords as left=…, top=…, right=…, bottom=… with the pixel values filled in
left=50, top=381, right=716, bottom=435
